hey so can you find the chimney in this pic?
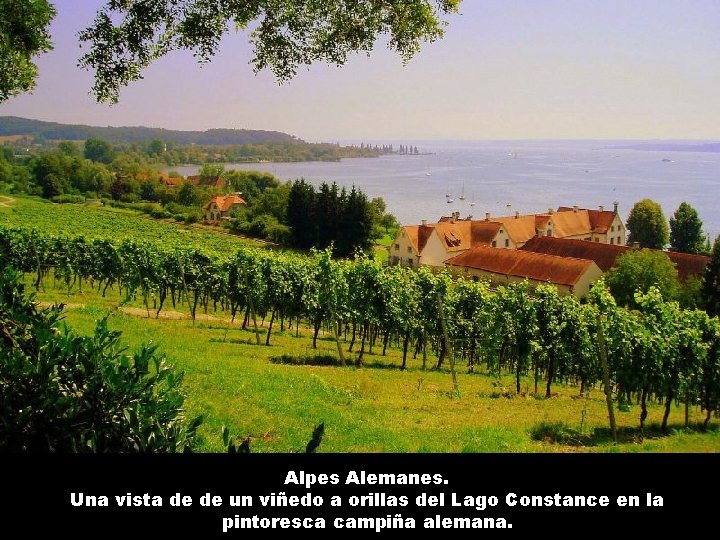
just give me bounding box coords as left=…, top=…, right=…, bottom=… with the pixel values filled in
left=485, top=212, right=491, bottom=221
left=614, top=201, right=619, bottom=214
left=515, top=211, right=520, bottom=219
left=599, top=205, right=605, bottom=212
left=450, top=214, right=456, bottom=224
left=573, top=205, right=579, bottom=213
left=421, top=219, right=427, bottom=227
left=454, top=211, right=460, bottom=220
left=548, top=208, right=554, bottom=215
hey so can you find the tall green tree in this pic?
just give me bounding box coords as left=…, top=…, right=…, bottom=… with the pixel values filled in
left=84, top=138, right=115, bottom=164
left=606, top=249, right=680, bottom=308
left=669, top=202, right=706, bottom=254
left=286, top=179, right=317, bottom=249
left=702, top=235, right=720, bottom=317
left=626, top=198, right=669, bottom=249
left=0, top=0, right=55, bottom=102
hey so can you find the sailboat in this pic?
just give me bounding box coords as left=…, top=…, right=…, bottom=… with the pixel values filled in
left=459, top=182, right=465, bottom=201
left=470, top=193, right=475, bottom=207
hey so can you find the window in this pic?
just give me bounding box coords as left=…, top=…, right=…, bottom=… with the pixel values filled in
left=546, top=229, right=552, bottom=236
left=611, top=225, right=615, bottom=232
left=595, top=238, right=600, bottom=242
left=394, top=244, right=399, bottom=250
left=617, top=236, right=621, bottom=244
left=407, top=246, right=412, bottom=254
left=492, top=240, right=497, bottom=248
left=505, top=239, right=510, bottom=248
left=610, top=238, right=614, bottom=244
left=407, top=259, right=414, bottom=267
left=391, top=256, right=399, bottom=265
left=585, top=237, right=591, bottom=241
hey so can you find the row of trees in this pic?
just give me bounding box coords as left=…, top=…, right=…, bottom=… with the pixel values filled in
left=627, top=198, right=710, bottom=254
left=1, top=225, right=719, bottom=432
left=286, top=180, right=397, bottom=257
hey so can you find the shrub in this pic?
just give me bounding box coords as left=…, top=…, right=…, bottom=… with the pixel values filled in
left=50, top=194, right=85, bottom=204
left=0, top=267, right=201, bottom=452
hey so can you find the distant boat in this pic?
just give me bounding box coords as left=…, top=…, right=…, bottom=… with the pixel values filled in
left=459, top=182, right=465, bottom=200
left=661, top=158, right=673, bottom=163
left=426, top=172, right=432, bottom=176
left=447, top=198, right=454, bottom=203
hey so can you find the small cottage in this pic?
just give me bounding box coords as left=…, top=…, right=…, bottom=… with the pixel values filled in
left=204, top=194, right=246, bottom=221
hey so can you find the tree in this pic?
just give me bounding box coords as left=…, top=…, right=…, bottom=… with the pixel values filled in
left=147, top=139, right=165, bottom=157
left=199, top=163, right=225, bottom=180
left=43, top=1, right=457, bottom=103
left=178, top=182, right=198, bottom=207
left=0, top=0, right=55, bottom=102
left=626, top=198, right=669, bottom=249
left=287, top=179, right=317, bottom=249
left=84, top=138, right=115, bottom=164
left=605, top=249, right=680, bottom=308
left=669, top=202, right=706, bottom=254
left=702, top=235, right=720, bottom=317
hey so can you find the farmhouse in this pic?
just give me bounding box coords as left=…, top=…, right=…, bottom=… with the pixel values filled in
left=444, top=246, right=603, bottom=298
left=204, top=194, right=246, bottom=221
left=520, top=236, right=710, bottom=282
left=390, top=204, right=625, bottom=268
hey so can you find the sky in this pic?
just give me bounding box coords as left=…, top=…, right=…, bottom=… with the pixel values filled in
left=1, top=0, right=719, bottom=141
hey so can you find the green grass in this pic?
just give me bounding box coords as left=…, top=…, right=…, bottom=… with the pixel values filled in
left=0, top=195, right=271, bottom=255
left=33, top=280, right=720, bottom=453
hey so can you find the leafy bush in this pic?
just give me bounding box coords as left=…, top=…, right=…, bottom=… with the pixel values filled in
left=0, top=267, right=201, bottom=452
left=50, top=194, right=85, bottom=204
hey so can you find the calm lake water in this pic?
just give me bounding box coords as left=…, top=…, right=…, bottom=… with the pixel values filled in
left=171, top=140, right=720, bottom=240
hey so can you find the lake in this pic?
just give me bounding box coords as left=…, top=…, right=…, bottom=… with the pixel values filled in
left=169, top=140, right=720, bottom=240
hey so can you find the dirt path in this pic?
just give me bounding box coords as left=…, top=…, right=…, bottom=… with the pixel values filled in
left=0, top=195, right=15, bottom=208
left=120, top=306, right=231, bottom=322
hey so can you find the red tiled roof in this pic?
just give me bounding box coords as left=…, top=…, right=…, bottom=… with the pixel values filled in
left=445, top=246, right=597, bottom=286
left=550, top=209, right=593, bottom=238
left=666, top=251, right=711, bottom=282
left=521, top=236, right=709, bottom=281
left=188, top=175, right=226, bottom=188
left=521, top=236, right=629, bottom=272
left=203, top=195, right=246, bottom=212
left=557, top=206, right=616, bottom=234
left=492, top=215, right=541, bottom=245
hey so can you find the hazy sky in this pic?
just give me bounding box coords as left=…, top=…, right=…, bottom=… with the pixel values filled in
left=1, top=0, right=719, bottom=141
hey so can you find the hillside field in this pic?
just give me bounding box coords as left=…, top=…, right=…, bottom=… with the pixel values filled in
left=2, top=196, right=719, bottom=452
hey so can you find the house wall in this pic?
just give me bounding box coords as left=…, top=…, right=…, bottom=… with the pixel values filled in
left=390, top=229, right=420, bottom=267
left=492, top=227, right=514, bottom=249
left=419, top=231, right=455, bottom=267
left=607, top=214, right=626, bottom=245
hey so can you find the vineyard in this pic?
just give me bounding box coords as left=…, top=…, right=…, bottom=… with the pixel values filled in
left=0, top=196, right=271, bottom=255
left=1, top=205, right=720, bottom=449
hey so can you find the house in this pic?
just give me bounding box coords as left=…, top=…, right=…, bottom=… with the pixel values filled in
left=203, top=195, right=246, bottom=221
left=160, top=173, right=184, bottom=187
left=390, top=203, right=625, bottom=269
left=521, top=236, right=710, bottom=282
left=444, top=246, right=603, bottom=298
left=188, top=175, right=226, bottom=188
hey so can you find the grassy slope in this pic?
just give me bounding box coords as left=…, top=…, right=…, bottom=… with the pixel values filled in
left=3, top=197, right=720, bottom=452
left=0, top=196, right=270, bottom=254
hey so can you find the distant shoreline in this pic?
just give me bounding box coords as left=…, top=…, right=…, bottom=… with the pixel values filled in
left=603, top=142, right=720, bottom=153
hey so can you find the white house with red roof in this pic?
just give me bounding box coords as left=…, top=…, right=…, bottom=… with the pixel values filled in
left=203, top=194, right=246, bottom=221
